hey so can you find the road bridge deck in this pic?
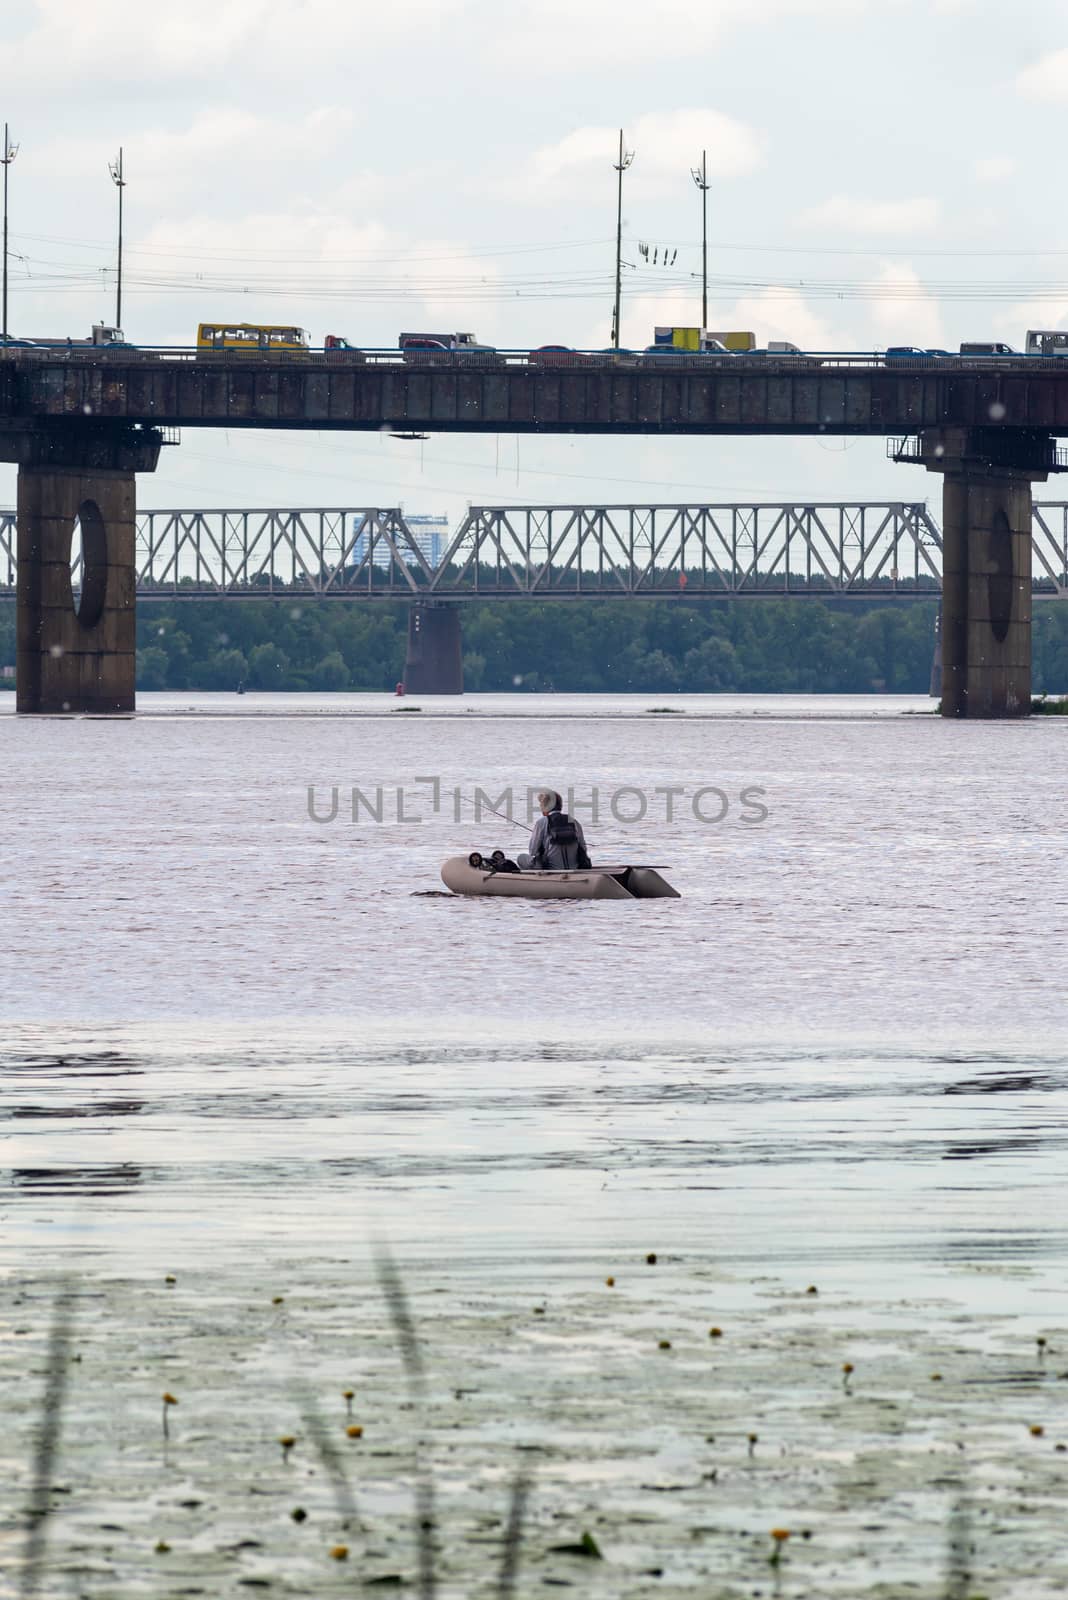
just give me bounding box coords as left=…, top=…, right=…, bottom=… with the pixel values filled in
left=6, top=351, right=1068, bottom=438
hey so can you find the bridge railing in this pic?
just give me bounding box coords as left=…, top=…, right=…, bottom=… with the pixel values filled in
left=1, top=502, right=1066, bottom=598
left=9, top=346, right=1068, bottom=374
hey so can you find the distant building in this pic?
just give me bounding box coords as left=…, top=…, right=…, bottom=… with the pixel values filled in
left=351, top=512, right=449, bottom=570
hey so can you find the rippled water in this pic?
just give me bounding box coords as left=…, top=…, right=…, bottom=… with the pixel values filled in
left=3, top=694, right=1068, bottom=1596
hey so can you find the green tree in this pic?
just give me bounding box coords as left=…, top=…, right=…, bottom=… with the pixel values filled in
left=310, top=649, right=351, bottom=690
left=206, top=647, right=249, bottom=689
left=136, top=646, right=170, bottom=689
left=248, top=642, right=292, bottom=689
left=682, top=634, right=739, bottom=690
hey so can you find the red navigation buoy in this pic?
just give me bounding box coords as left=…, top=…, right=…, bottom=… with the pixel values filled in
left=395, top=681, right=405, bottom=696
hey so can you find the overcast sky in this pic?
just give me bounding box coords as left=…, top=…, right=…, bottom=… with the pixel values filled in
left=3, top=0, right=1068, bottom=520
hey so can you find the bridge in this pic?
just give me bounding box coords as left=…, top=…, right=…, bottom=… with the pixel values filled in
left=3, top=500, right=945, bottom=598
left=3, top=496, right=1067, bottom=599
left=4, top=498, right=1068, bottom=693
left=4, top=347, right=1068, bottom=714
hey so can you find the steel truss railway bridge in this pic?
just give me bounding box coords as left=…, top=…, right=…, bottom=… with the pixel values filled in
left=5, top=498, right=1067, bottom=695
left=2, top=499, right=1067, bottom=601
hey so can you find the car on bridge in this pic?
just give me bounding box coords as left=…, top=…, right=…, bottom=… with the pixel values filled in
left=641, top=340, right=731, bottom=360
left=884, top=346, right=932, bottom=363
left=324, top=335, right=365, bottom=358
left=596, top=348, right=641, bottom=366
left=528, top=344, right=580, bottom=365
left=959, top=341, right=1017, bottom=356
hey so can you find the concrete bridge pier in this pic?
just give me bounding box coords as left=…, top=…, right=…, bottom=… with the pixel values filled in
left=3, top=424, right=162, bottom=713
left=403, top=602, right=463, bottom=694
left=911, top=428, right=1058, bottom=719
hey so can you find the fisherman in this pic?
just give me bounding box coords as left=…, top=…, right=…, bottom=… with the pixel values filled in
left=518, top=789, right=591, bottom=871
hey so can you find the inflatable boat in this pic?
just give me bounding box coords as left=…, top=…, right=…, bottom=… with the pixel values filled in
left=441, top=853, right=680, bottom=900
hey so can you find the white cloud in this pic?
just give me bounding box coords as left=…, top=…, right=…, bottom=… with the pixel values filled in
left=4, top=0, right=466, bottom=85
left=36, top=107, right=356, bottom=188
left=120, top=214, right=510, bottom=347
left=997, top=299, right=1068, bottom=347
left=530, top=110, right=765, bottom=196
left=718, top=291, right=844, bottom=352
left=1016, top=48, right=1068, bottom=101
left=492, top=0, right=870, bottom=69
left=867, top=263, right=944, bottom=349
left=797, top=194, right=939, bottom=234
left=973, top=155, right=1015, bottom=182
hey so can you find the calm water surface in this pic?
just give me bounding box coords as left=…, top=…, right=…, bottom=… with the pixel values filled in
left=3, top=691, right=1066, bottom=1277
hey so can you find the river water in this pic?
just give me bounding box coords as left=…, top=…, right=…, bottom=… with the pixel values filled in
left=3, top=692, right=1068, bottom=1598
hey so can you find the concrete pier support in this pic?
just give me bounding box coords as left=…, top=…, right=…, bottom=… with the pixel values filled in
left=16, top=469, right=137, bottom=713
left=403, top=603, right=463, bottom=695
left=910, top=428, right=1059, bottom=719
left=4, top=422, right=162, bottom=714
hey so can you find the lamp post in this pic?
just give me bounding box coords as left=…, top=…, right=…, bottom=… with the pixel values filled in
left=690, top=148, right=709, bottom=331
left=108, top=147, right=125, bottom=330
left=611, top=128, right=634, bottom=349
left=2, top=123, right=18, bottom=342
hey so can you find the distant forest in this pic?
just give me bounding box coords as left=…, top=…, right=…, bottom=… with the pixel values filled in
left=3, top=597, right=1068, bottom=694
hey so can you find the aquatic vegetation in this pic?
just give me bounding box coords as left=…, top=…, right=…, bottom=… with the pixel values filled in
left=12, top=1266, right=1068, bottom=1596
left=18, top=1284, right=73, bottom=1600
left=768, top=1527, right=791, bottom=1567
left=161, top=1392, right=178, bottom=1438
left=548, top=1530, right=603, bottom=1559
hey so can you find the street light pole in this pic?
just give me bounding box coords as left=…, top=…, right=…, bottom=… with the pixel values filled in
left=690, top=148, right=709, bottom=330
left=2, top=123, right=19, bottom=342
left=611, top=128, right=634, bottom=349
left=109, top=147, right=125, bottom=330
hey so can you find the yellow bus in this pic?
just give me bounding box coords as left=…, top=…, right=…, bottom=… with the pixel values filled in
left=196, top=323, right=310, bottom=356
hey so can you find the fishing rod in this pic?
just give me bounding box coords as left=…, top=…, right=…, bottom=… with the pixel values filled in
left=455, top=792, right=529, bottom=833
left=454, top=792, right=632, bottom=854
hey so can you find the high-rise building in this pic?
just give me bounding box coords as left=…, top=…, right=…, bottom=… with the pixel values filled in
left=350, top=512, right=449, bottom=569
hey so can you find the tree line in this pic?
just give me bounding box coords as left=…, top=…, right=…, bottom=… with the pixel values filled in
left=3, top=596, right=1068, bottom=693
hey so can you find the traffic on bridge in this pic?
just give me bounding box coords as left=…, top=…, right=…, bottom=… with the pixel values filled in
left=6, top=320, right=1068, bottom=368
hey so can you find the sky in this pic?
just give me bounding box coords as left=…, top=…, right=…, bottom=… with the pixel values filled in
left=3, top=0, right=1068, bottom=523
